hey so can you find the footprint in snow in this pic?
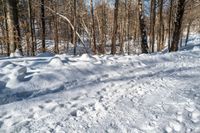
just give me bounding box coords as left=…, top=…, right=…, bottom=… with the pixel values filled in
left=29, top=108, right=34, bottom=112
left=38, top=105, right=44, bottom=109
left=11, top=121, right=20, bottom=126
left=59, top=103, right=65, bottom=108
left=45, top=99, right=53, bottom=103
left=71, top=103, right=78, bottom=108
left=71, top=96, right=80, bottom=101
left=4, top=115, right=12, bottom=120
left=70, top=108, right=85, bottom=117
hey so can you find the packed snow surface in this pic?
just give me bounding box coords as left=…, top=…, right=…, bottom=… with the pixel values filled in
left=1, top=47, right=200, bottom=132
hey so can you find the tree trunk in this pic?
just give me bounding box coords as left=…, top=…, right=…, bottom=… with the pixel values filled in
left=90, top=0, right=97, bottom=54
left=138, top=0, right=149, bottom=53
left=28, top=0, right=35, bottom=56
left=185, top=20, right=192, bottom=46
left=100, top=1, right=106, bottom=54
left=41, top=0, right=46, bottom=53
left=149, top=0, right=156, bottom=52
left=157, top=0, right=164, bottom=51
left=170, top=0, right=186, bottom=52
left=2, top=0, right=10, bottom=56
left=168, top=0, right=173, bottom=51
left=53, top=3, right=59, bottom=54
left=119, top=21, right=124, bottom=54
left=111, top=0, right=119, bottom=55
left=127, top=0, right=131, bottom=55
left=5, top=0, right=23, bottom=54
left=73, top=0, right=77, bottom=55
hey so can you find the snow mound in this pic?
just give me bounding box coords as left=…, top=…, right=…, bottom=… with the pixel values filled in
left=48, top=57, right=64, bottom=67
left=192, top=46, right=200, bottom=51
left=6, top=66, right=27, bottom=88
left=3, top=63, right=18, bottom=74
left=37, top=52, right=55, bottom=57
left=79, top=54, right=96, bottom=61
left=0, top=61, right=12, bottom=68
left=55, top=54, right=69, bottom=62
left=10, top=49, right=22, bottom=58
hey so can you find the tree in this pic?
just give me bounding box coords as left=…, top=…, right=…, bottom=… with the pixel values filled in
left=138, top=0, right=148, bottom=53
left=157, top=0, right=164, bottom=51
left=73, top=0, right=77, bottom=55
left=167, top=0, right=173, bottom=51
left=28, top=0, right=35, bottom=56
left=41, top=0, right=45, bottom=53
left=170, top=0, right=186, bottom=52
left=1, top=0, right=10, bottom=55
left=4, top=0, right=23, bottom=55
left=90, top=0, right=97, bottom=54
left=149, top=0, right=156, bottom=52
left=99, top=1, right=106, bottom=54
left=111, top=0, right=119, bottom=55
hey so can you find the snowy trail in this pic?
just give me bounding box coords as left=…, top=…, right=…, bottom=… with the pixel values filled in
left=0, top=47, right=200, bottom=132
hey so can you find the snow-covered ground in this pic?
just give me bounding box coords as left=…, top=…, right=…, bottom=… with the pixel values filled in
left=0, top=36, right=200, bottom=132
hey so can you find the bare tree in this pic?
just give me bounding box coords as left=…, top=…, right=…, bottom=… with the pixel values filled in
left=157, top=0, right=164, bottom=51
left=28, top=0, right=35, bottom=56
left=170, top=0, right=186, bottom=52
left=111, top=0, right=119, bottom=55
left=4, top=0, right=23, bottom=55
left=168, top=0, right=173, bottom=51
left=73, top=0, right=77, bottom=55
left=90, top=0, right=97, bottom=54
left=138, top=0, right=148, bottom=53
left=149, top=0, right=156, bottom=52
left=41, top=0, right=45, bottom=53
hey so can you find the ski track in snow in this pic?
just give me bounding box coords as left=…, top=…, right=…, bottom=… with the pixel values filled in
left=0, top=47, right=200, bottom=132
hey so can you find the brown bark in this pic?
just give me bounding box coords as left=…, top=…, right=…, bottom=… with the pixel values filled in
left=5, top=0, right=22, bottom=54
left=41, top=0, right=46, bottom=53
left=28, top=0, right=35, bottom=56
left=73, top=0, right=77, bottom=55
left=90, top=0, right=97, bottom=54
left=170, top=0, right=186, bottom=52
left=168, top=0, right=173, bottom=51
left=149, top=0, right=156, bottom=52
left=111, top=0, right=119, bottom=55
left=138, top=0, right=149, bottom=53
left=157, top=0, right=164, bottom=51
left=2, top=0, right=10, bottom=55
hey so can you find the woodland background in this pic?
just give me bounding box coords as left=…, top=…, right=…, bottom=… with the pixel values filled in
left=0, top=0, right=200, bottom=56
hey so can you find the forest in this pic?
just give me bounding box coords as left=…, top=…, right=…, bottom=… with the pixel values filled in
left=0, top=0, right=200, bottom=56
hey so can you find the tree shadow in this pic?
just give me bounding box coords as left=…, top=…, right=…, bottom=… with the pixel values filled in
left=0, top=85, right=65, bottom=105
left=0, top=61, right=198, bottom=106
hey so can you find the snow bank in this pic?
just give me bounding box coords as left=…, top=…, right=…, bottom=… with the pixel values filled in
left=0, top=61, right=12, bottom=68
left=10, top=49, right=22, bottom=58
left=192, top=46, right=200, bottom=51
left=79, top=54, right=97, bottom=62
left=48, top=57, right=64, bottom=67
left=6, top=66, right=27, bottom=88
left=37, top=52, right=55, bottom=57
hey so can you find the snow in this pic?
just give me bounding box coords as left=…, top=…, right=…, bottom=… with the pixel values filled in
left=48, top=57, right=64, bottom=67
left=37, top=52, right=55, bottom=57
left=0, top=37, right=200, bottom=132
left=10, top=49, right=22, bottom=58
